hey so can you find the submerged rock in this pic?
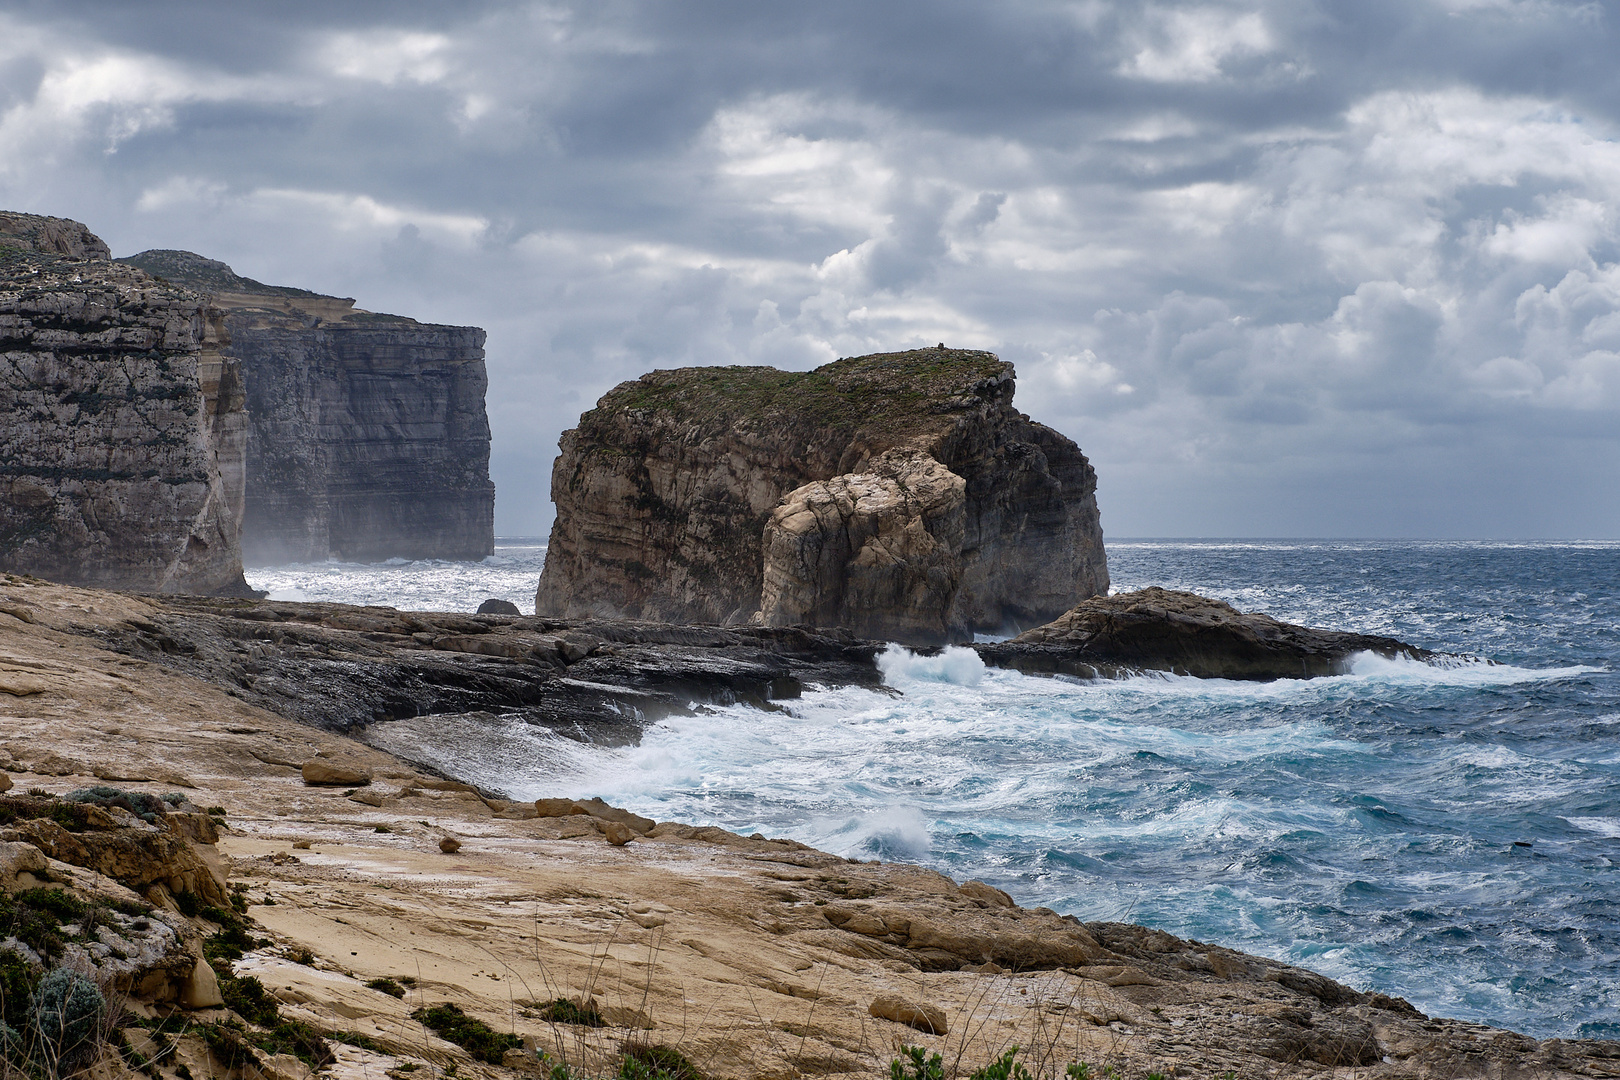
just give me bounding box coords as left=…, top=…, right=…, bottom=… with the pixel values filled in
left=977, top=586, right=1430, bottom=680
left=0, top=214, right=251, bottom=595
left=536, top=348, right=1108, bottom=645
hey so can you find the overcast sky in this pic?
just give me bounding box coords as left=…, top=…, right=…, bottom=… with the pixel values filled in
left=3, top=0, right=1617, bottom=539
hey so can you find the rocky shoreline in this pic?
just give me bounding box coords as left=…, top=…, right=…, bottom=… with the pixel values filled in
left=50, top=586, right=1432, bottom=755
left=4, top=576, right=1614, bottom=1079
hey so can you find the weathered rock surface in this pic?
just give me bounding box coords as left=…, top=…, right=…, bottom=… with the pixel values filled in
left=537, top=349, right=1107, bottom=644
left=2, top=578, right=1614, bottom=1080
left=978, top=586, right=1433, bottom=680
left=0, top=216, right=251, bottom=595
left=78, top=593, right=883, bottom=744
left=121, top=249, right=494, bottom=563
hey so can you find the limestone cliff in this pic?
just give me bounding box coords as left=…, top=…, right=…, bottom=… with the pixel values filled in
left=536, top=349, right=1108, bottom=643
left=120, top=250, right=494, bottom=564
left=0, top=218, right=251, bottom=595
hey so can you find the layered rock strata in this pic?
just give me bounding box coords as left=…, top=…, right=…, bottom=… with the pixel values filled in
left=0, top=219, right=251, bottom=595
left=537, top=349, right=1108, bottom=644
left=978, top=586, right=1432, bottom=680
left=120, top=249, right=494, bottom=564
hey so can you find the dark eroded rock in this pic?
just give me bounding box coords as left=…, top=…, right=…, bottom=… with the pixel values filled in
left=978, top=586, right=1432, bottom=680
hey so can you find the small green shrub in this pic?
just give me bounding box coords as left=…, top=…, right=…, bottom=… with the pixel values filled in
left=410, top=1003, right=520, bottom=1064
left=892, top=1046, right=943, bottom=1080
left=0, top=892, right=68, bottom=960
left=28, top=967, right=105, bottom=1066
left=0, top=949, right=39, bottom=1030
left=333, top=1030, right=385, bottom=1052
left=619, top=1044, right=704, bottom=1080
left=65, top=786, right=168, bottom=823
left=537, top=997, right=602, bottom=1027
left=254, top=1019, right=335, bottom=1068
left=365, top=978, right=406, bottom=999
left=219, top=974, right=279, bottom=1026
left=199, top=1020, right=259, bottom=1071
left=968, top=1048, right=1033, bottom=1080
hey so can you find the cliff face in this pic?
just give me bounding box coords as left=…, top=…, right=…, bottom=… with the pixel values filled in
left=0, top=219, right=250, bottom=594
left=536, top=349, right=1108, bottom=643
left=120, top=250, right=494, bottom=564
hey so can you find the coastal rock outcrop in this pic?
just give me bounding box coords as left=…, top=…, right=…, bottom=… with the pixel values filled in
left=537, top=349, right=1107, bottom=644
left=977, top=586, right=1433, bottom=680
left=121, top=249, right=494, bottom=564
left=0, top=215, right=251, bottom=595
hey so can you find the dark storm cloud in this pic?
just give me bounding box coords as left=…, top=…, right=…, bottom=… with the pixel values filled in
left=2, top=0, right=1617, bottom=537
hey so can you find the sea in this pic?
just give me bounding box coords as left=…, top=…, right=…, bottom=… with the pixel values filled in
left=247, top=539, right=1620, bottom=1040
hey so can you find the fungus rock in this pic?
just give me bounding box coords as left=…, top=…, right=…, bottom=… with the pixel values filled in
left=536, top=349, right=1107, bottom=645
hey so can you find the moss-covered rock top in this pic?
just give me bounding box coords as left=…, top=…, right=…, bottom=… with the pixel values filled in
left=119, top=249, right=329, bottom=301
left=588, top=348, right=1012, bottom=439
left=0, top=211, right=110, bottom=260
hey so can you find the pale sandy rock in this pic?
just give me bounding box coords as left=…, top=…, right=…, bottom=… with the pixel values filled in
left=0, top=770, right=10, bottom=792
left=759, top=450, right=967, bottom=643
left=0, top=670, right=47, bottom=696
left=958, top=880, right=1015, bottom=908
left=869, top=993, right=948, bottom=1034
left=0, top=838, right=47, bottom=887
left=301, top=759, right=372, bottom=786
left=600, top=821, right=634, bottom=846
left=180, top=952, right=225, bottom=1008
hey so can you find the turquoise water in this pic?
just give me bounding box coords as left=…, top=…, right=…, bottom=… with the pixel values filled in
left=254, top=541, right=1620, bottom=1038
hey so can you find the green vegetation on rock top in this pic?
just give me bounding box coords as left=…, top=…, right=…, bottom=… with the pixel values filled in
left=586, top=349, right=1010, bottom=439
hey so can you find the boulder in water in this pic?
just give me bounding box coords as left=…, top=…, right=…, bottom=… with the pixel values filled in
left=977, top=587, right=1431, bottom=680
left=477, top=598, right=522, bottom=615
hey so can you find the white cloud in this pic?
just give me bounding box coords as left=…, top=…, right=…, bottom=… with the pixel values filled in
left=322, top=31, right=453, bottom=85
left=1121, top=7, right=1275, bottom=83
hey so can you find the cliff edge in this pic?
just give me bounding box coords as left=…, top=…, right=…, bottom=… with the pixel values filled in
left=120, top=249, right=494, bottom=564
left=536, top=349, right=1107, bottom=644
left=0, top=213, right=251, bottom=595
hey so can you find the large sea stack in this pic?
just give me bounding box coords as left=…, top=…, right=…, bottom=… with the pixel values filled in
left=121, top=249, right=494, bottom=563
left=536, top=349, right=1108, bottom=644
left=0, top=212, right=251, bottom=595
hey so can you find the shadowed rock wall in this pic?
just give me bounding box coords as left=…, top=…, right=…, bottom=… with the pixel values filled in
left=120, top=250, right=494, bottom=564
left=0, top=217, right=250, bottom=594
left=536, top=349, right=1108, bottom=643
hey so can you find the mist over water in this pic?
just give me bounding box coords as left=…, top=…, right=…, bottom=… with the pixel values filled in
left=255, top=541, right=1620, bottom=1039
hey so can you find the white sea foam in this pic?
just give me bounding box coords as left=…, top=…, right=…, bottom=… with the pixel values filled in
left=246, top=539, right=546, bottom=612
left=1346, top=650, right=1601, bottom=685
left=1564, top=816, right=1620, bottom=838
left=878, top=644, right=986, bottom=686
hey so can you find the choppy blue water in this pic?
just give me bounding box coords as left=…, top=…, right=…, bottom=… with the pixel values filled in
left=250, top=540, right=1620, bottom=1039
